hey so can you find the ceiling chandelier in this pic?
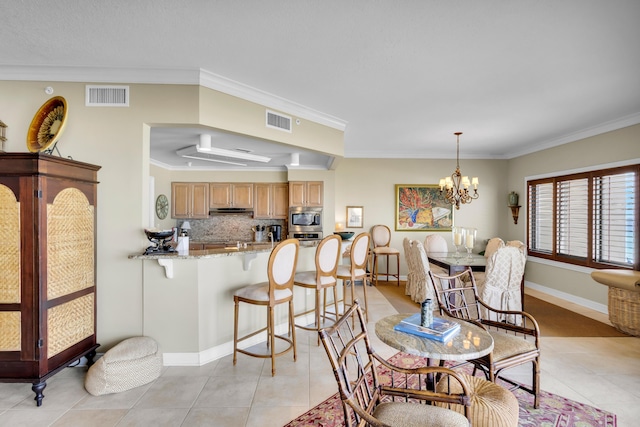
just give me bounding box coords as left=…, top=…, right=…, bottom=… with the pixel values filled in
left=439, top=132, right=479, bottom=210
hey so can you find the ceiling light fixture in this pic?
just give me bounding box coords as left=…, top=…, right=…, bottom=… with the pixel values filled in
left=196, top=134, right=271, bottom=163
left=290, top=152, right=300, bottom=166
left=439, top=132, right=479, bottom=210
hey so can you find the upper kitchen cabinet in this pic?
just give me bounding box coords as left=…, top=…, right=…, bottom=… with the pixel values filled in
left=209, top=183, right=254, bottom=209
left=171, top=182, right=209, bottom=219
left=254, top=183, right=289, bottom=219
left=289, top=181, right=323, bottom=207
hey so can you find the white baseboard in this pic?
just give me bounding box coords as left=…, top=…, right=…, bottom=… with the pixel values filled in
left=524, top=280, right=608, bottom=314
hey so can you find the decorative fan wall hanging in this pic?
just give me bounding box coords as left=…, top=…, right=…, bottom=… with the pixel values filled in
left=26, top=96, right=68, bottom=154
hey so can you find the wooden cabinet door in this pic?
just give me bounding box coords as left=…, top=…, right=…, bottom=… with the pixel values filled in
left=254, top=183, right=271, bottom=218
left=232, top=183, right=254, bottom=208
left=288, top=181, right=323, bottom=207
left=209, top=183, right=232, bottom=208
left=271, top=183, right=289, bottom=218
left=172, top=182, right=191, bottom=218
left=305, top=181, right=323, bottom=207
left=288, top=181, right=306, bottom=206
left=191, top=183, right=210, bottom=218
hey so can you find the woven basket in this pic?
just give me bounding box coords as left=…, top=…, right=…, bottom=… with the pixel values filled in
left=608, top=287, right=640, bottom=336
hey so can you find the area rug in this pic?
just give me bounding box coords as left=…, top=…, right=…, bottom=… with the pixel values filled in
left=284, top=352, right=616, bottom=427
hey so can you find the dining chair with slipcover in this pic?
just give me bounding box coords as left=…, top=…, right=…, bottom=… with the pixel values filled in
left=429, top=267, right=541, bottom=408
left=424, top=234, right=449, bottom=275
left=293, top=234, right=341, bottom=345
left=402, top=238, right=416, bottom=298
left=233, top=238, right=299, bottom=376
left=478, top=246, right=527, bottom=324
left=336, top=232, right=371, bottom=322
left=471, top=237, right=505, bottom=285
left=319, top=300, right=473, bottom=427
left=407, top=240, right=435, bottom=303
left=371, top=224, right=401, bottom=286
left=506, top=240, right=526, bottom=254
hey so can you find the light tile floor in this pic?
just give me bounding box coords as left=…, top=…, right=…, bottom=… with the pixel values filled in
left=1, top=285, right=639, bottom=426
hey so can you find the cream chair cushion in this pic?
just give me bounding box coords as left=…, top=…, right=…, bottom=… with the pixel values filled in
left=85, top=336, right=162, bottom=396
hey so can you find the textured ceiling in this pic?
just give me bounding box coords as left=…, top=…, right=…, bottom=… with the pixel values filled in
left=2, top=1, right=639, bottom=169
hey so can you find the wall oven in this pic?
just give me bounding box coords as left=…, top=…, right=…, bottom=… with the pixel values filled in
left=288, top=207, right=323, bottom=240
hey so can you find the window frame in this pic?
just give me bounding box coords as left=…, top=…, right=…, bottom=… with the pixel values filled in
left=527, top=164, right=640, bottom=271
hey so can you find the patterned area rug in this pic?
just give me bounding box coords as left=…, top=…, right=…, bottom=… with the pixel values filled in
left=284, top=352, right=617, bottom=427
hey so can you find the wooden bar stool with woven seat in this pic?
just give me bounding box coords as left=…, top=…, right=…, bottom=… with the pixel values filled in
left=233, top=238, right=299, bottom=376
left=293, top=234, right=341, bottom=345
left=336, top=232, right=371, bottom=322
left=371, top=224, right=400, bottom=286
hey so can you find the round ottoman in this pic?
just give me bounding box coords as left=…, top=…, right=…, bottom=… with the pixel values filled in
left=85, top=336, right=162, bottom=396
left=437, top=372, right=519, bottom=427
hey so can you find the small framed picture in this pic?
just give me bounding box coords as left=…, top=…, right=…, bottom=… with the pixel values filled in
left=346, top=206, right=364, bottom=228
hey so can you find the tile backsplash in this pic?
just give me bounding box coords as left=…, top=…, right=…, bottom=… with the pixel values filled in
left=177, top=216, right=286, bottom=242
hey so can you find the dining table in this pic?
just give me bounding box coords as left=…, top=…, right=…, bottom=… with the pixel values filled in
left=427, top=252, right=487, bottom=275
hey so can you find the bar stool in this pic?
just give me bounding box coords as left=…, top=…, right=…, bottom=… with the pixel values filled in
left=371, top=224, right=400, bottom=286
left=336, top=232, right=371, bottom=322
left=233, top=238, right=299, bottom=376
left=293, top=234, right=341, bottom=345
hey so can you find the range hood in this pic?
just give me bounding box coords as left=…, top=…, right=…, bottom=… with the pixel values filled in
left=209, top=207, right=254, bottom=216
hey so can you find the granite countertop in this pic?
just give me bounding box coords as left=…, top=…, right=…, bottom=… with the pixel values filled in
left=129, top=240, right=318, bottom=260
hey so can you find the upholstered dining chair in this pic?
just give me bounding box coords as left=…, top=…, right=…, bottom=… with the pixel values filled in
left=506, top=240, right=526, bottom=254
left=424, top=234, right=449, bottom=275
left=233, top=238, right=299, bottom=376
left=336, top=232, right=371, bottom=322
left=479, top=246, right=527, bottom=324
left=472, top=237, right=505, bottom=285
left=402, top=238, right=416, bottom=298
left=407, top=240, right=435, bottom=303
left=429, top=267, right=541, bottom=408
left=319, top=300, right=473, bottom=427
left=293, top=234, right=341, bottom=345
left=371, top=224, right=400, bottom=286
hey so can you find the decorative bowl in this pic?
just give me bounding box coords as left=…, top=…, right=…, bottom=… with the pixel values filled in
left=334, top=231, right=355, bottom=240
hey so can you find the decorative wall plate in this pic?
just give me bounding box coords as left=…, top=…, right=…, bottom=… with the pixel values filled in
left=26, top=96, right=68, bottom=152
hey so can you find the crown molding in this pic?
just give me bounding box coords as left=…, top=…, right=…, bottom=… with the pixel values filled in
left=0, top=65, right=347, bottom=131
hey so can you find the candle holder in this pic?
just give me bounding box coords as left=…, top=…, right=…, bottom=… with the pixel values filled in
left=462, top=227, right=476, bottom=260
left=451, top=226, right=463, bottom=258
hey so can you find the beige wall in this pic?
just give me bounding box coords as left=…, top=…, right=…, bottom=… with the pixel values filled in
left=506, top=124, right=640, bottom=306
left=1, top=79, right=637, bottom=350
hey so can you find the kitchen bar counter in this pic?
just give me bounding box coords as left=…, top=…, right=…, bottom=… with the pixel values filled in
left=128, top=241, right=321, bottom=367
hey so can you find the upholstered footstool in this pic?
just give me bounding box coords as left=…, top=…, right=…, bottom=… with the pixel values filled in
left=85, top=336, right=162, bottom=396
left=437, top=372, right=519, bottom=427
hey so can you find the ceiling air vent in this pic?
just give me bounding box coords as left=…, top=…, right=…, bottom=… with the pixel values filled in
left=266, top=110, right=292, bottom=133
left=85, top=85, right=129, bottom=107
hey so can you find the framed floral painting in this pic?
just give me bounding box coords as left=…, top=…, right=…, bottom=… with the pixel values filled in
left=395, top=184, right=453, bottom=231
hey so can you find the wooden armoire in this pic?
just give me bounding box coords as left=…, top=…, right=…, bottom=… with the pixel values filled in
left=0, top=153, right=100, bottom=406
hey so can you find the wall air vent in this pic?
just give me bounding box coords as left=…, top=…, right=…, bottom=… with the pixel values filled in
left=266, top=110, right=292, bottom=133
left=85, top=85, right=130, bottom=107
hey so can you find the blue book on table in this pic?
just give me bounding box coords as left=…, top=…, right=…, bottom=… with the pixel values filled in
left=394, top=313, right=461, bottom=342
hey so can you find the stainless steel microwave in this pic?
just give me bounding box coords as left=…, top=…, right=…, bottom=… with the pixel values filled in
left=289, top=207, right=322, bottom=233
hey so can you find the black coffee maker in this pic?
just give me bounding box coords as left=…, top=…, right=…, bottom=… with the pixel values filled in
left=270, top=225, right=282, bottom=242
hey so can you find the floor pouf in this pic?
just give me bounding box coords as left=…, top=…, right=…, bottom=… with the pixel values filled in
left=85, top=336, right=162, bottom=396
left=437, top=372, right=520, bottom=427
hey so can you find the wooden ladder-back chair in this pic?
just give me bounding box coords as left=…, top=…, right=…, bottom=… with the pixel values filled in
left=233, top=238, right=299, bottom=376
left=428, top=268, right=541, bottom=408
left=293, top=234, right=341, bottom=345
left=371, top=224, right=401, bottom=286
left=319, top=300, right=473, bottom=427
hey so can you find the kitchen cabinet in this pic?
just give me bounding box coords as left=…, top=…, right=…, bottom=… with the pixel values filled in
left=0, top=153, right=100, bottom=406
left=254, top=183, right=289, bottom=219
left=171, top=182, right=209, bottom=218
left=289, top=181, right=323, bottom=207
left=209, top=183, right=253, bottom=209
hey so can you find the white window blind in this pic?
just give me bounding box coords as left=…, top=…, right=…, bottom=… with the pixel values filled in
left=527, top=165, right=638, bottom=269
left=593, top=171, right=636, bottom=266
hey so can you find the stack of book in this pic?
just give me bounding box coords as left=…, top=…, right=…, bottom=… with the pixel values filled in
left=394, top=313, right=461, bottom=342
